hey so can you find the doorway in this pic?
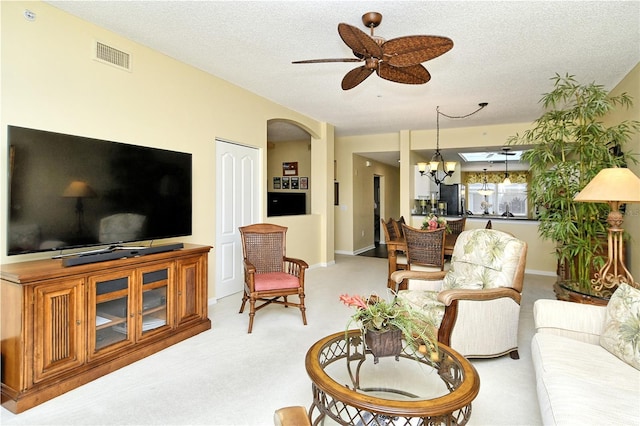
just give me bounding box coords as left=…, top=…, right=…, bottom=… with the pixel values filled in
left=215, top=139, right=259, bottom=299
left=373, top=175, right=380, bottom=244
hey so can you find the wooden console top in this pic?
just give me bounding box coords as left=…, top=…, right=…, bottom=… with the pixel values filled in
left=1, top=243, right=210, bottom=284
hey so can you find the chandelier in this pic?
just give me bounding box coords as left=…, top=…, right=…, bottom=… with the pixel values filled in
left=477, top=169, right=494, bottom=196
left=418, top=102, right=488, bottom=186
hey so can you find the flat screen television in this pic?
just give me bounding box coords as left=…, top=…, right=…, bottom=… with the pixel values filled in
left=267, top=192, right=306, bottom=216
left=7, top=125, right=192, bottom=255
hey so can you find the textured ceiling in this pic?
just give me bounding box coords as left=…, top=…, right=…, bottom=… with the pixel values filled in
left=45, top=1, right=640, bottom=166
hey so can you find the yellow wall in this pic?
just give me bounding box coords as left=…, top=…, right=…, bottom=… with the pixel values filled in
left=0, top=2, right=333, bottom=297
left=334, top=133, right=400, bottom=253
left=606, top=62, right=640, bottom=278
left=348, top=154, right=401, bottom=253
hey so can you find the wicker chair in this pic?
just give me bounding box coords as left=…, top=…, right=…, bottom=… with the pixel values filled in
left=381, top=217, right=399, bottom=241
left=393, top=216, right=406, bottom=239
left=402, top=224, right=446, bottom=272
left=444, top=217, right=466, bottom=256
left=238, top=223, right=308, bottom=333
left=381, top=218, right=407, bottom=284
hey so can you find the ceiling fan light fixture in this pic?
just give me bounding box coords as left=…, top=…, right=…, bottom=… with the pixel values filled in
left=292, top=12, right=453, bottom=90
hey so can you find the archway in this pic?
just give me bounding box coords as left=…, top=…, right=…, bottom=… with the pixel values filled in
left=266, top=120, right=312, bottom=217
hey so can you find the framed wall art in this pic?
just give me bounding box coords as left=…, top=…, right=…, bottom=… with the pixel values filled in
left=300, top=177, right=308, bottom=190
left=282, top=162, right=298, bottom=176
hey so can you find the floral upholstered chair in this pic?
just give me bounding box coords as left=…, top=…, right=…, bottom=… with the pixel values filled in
left=391, top=229, right=528, bottom=359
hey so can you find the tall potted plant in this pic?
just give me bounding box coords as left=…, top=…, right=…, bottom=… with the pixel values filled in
left=508, top=74, right=639, bottom=296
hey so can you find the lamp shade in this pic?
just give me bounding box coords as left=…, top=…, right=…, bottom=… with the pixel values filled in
left=63, top=181, right=97, bottom=198
left=445, top=162, right=456, bottom=173
left=574, top=168, right=640, bottom=203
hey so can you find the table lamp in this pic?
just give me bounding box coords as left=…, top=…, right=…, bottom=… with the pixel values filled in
left=574, top=167, right=640, bottom=290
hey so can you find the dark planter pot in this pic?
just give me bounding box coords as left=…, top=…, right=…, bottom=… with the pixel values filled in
left=364, top=328, right=403, bottom=364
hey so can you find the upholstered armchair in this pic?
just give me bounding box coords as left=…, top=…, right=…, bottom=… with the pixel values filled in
left=391, top=229, right=528, bottom=359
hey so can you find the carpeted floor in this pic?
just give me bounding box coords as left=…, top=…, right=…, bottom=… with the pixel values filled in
left=1, top=254, right=555, bottom=425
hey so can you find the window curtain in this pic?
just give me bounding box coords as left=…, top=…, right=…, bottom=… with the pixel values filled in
left=464, top=171, right=528, bottom=184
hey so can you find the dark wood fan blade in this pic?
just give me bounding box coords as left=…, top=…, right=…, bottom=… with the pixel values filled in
left=377, top=63, right=431, bottom=85
left=292, top=58, right=362, bottom=64
left=341, top=66, right=374, bottom=90
left=338, top=23, right=383, bottom=59
left=383, top=36, right=453, bottom=67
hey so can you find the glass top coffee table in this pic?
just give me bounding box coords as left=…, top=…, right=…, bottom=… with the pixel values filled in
left=305, top=330, right=480, bottom=426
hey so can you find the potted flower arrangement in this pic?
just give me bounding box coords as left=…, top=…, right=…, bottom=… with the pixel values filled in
left=340, top=293, right=439, bottom=363
left=421, top=213, right=448, bottom=231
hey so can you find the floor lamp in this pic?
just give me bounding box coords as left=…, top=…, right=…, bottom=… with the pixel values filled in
left=574, top=168, right=640, bottom=290
left=63, top=180, right=97, bottom=235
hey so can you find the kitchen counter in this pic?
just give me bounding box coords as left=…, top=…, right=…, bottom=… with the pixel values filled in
left=411, top=214, right=536, bottom=222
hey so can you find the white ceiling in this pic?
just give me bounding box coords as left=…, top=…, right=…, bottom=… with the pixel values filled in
left=45, top=1, right=640, bottom=168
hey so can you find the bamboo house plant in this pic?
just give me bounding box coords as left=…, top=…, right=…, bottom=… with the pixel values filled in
left=508, top=74, right=640, bottom=298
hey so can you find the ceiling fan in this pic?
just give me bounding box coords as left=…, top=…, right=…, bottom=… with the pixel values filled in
left=292, top=12, right=453, bottom=90
left=485, top=148, right=517, bottom=160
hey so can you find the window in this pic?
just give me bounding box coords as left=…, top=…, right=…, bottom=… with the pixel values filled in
left=468, top=182, right=528, bottom=217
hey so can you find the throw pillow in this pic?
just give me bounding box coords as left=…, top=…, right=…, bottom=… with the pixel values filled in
left=600, top=283, right=640, bottom=370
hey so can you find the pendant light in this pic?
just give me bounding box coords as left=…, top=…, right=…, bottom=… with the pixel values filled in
left=418, top=102, right=488, bottom=185
left=478, top=169, right=494, bottom=196
left=502, top=147, right=512, bottom=185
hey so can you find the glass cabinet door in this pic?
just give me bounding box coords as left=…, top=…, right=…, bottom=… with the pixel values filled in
left=138, top=264, right=173, bottom=339
left=90, top=272, right=134, bottom=358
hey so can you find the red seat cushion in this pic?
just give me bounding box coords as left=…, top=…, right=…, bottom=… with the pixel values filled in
left=255, top=272, right=300, bottom=291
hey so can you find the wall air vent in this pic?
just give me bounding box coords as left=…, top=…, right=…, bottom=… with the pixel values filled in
left=94, top=41, right=131, bottom=71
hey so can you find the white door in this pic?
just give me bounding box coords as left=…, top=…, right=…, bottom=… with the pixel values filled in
left=215, top=140, right=259, bottom=299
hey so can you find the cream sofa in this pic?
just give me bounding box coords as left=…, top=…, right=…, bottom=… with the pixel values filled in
left=531, top=297, right=640, bottom=425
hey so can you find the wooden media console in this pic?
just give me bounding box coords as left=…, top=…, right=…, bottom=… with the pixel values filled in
left=1, top=243, right=212, bottom=413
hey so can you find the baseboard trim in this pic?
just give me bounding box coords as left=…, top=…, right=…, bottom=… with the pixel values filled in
left=525, top=269, right=556, bottom=277
left=334, top=250, right=355, bottom=256
left=353, top=245, right=375, bottom=255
